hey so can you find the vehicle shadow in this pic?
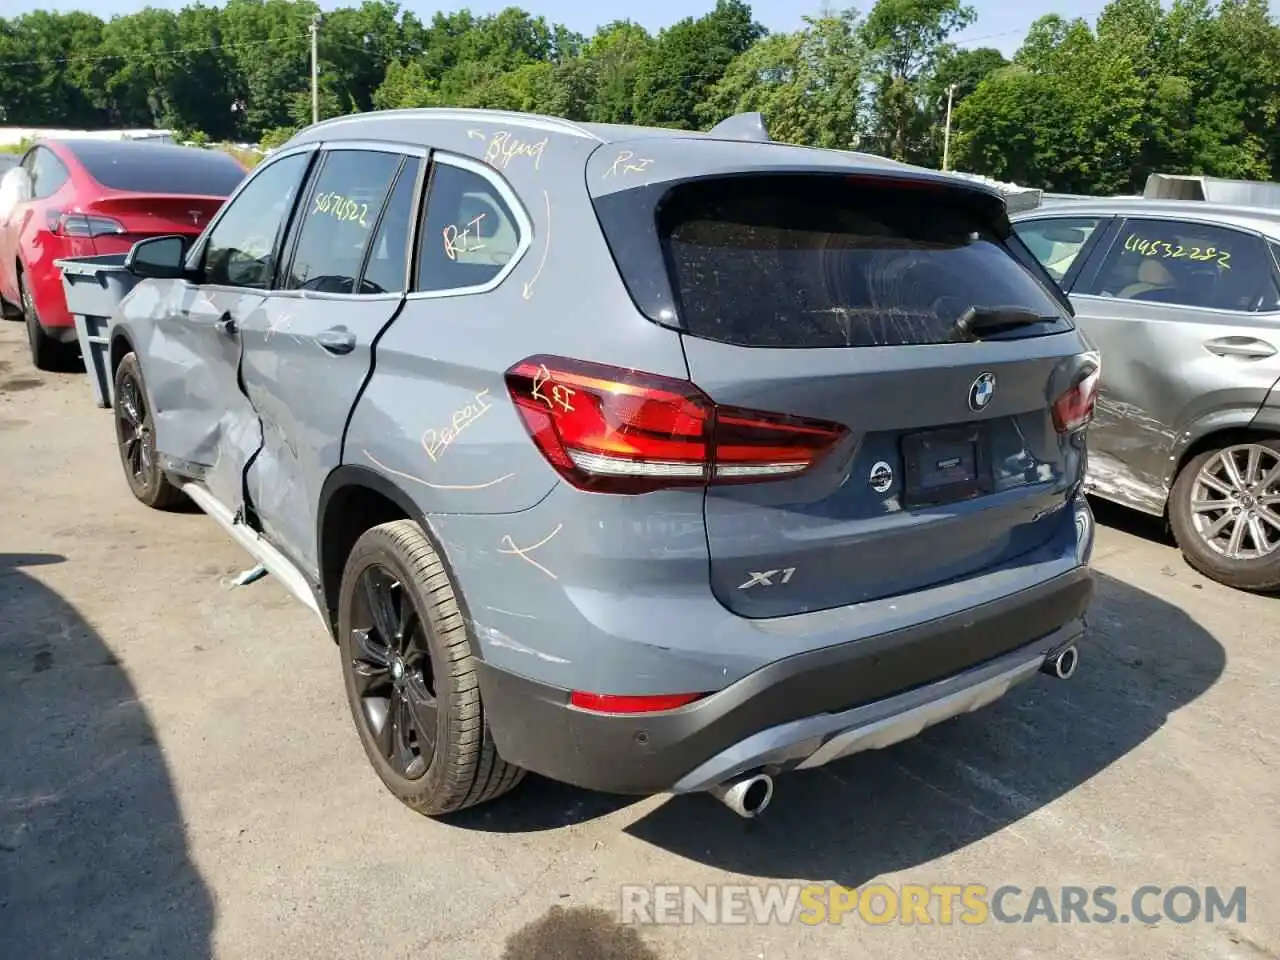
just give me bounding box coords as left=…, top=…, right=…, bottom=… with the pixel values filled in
left=0, top=553, right=214, bottom=959
left=620, top=571, right=1224, bottom=887
left=1088, top=494, right=1175, bottom=547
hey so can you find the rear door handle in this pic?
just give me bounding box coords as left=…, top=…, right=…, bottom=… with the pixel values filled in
left=316, top=326, right=356, bottom=356
left=1204, top=336, right=1276, bottom=359
left=214, top=313, right=237, bottom=337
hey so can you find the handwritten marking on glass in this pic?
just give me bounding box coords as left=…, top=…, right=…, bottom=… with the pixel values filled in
left=603, top=150, right=654, bottom=178
left=470, top=130, right=548, bottom=171
left=312, top=191, right=370, bottom=228
left=522, top=190, right=552, bottom=301
left=1123, top=233, right=1231, bottom=270
left=498, top=523, right=563, bottom=580
left=442, top=212, right=487, bottom=260
left=362, top=449, right=514, bottom=491
left=422, top=388, right=494, bottom=462
left=530, top=364, right=575, bottom=412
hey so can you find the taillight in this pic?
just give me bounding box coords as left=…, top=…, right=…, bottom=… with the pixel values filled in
left=504, top=356, right=848, bottom=494
left=48, top=211, right=125, bottom=238
left=569, top=691, right=708, bottom=714
left=1052, top=365, right=1100, bottom=433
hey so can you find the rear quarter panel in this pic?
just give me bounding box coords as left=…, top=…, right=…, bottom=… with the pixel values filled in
left=343, top=122, right=692, bottom=517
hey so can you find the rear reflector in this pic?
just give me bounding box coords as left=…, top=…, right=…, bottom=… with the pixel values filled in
left=569, top=691, right=708, bottom=714
left=1052, top=365, right=1101, bottom=433
left=504, top=355, right=848, bottom=494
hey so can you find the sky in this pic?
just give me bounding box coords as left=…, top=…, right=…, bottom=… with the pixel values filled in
left=3, top=0, right=1109, bottom=57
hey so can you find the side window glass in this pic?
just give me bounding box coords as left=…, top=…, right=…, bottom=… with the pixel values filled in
left=362, top=157, right=420, bottom=295
left=1011, top=217, right=1102, bottom=283
left=30, top=148, right=69, bottom=200
left=1086, top=218, right=1279, bottom=312
left=284, top=149, right=402, bottom=294
left=416, top=161, right=522, bottom=293
left=203, top=152, right=310, bottom=290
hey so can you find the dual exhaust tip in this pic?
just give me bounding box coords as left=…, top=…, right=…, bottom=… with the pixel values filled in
left=707, top=644, right=1080, bottom=819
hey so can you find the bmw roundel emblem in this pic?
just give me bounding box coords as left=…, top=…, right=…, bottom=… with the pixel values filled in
left=968, top=372, right=997, bottom=412
left=869, top=460, right=894, bottom=493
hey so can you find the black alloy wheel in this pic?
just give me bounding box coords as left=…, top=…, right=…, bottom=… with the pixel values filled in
left=115, top=369, right=154, bottom=486
left=337, top=520, right=524, bottom=816
left=348, top=564, right=439, bottom=779
left=112, top=352, right=186, bottom=509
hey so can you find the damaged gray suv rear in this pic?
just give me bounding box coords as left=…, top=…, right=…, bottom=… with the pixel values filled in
left=104, top=108, right=1098, bottom=819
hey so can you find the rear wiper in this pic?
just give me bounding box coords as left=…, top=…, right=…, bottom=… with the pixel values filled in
left=951, top=306, right=1057, bottom=342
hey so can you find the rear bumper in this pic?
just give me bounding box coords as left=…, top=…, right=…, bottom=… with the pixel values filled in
left=476, top=566, right=1092, bottom=795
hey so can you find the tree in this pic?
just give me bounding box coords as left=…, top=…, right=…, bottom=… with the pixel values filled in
left=631, top=0, right=765, bottom=128
left=698, top=10, right=867, bottom=149
left=859, top=0, right=976, bottom=162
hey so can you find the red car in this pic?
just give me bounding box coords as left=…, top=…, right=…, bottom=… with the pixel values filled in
left=0, top=138, right=247, bottom=369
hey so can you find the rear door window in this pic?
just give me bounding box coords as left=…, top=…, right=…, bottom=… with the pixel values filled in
left=29, top=147, right=70, bottom=200
left=362, top=157, right=421, bottom=295
left=1012, top=217, right=1105, bottom=284
left=281, top=149, right=403, bottom=295
left=660, top=175, right=1072, bottom=348
left=1082, top=218, right=1280, bottom=312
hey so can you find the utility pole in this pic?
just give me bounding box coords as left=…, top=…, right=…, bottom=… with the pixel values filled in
left=942, top=83, right=956, bottom=172
left=309, top=13, right=320, bottom=125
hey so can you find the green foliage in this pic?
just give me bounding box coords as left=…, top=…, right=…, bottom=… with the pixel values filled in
left=952, top=0, right=1280, bottom=190
left=1, top=0, right=1279, bottom=193
left=259, top=125, right=299, bottom=150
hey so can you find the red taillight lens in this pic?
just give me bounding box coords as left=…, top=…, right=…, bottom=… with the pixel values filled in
left=53, top=213, right=125, bottom=238
left=1052, top=366, right=1100, bottom=433
left=569, top=691, right=708, bottom=714
left=504, top=356, right=848, bottom=494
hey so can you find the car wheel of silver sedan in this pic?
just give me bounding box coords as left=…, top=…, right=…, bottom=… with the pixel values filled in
left=1170, top=439, right=1280, bottom=591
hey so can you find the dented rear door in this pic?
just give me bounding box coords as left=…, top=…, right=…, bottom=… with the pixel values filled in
left=241, top=146, right=423, bottom=580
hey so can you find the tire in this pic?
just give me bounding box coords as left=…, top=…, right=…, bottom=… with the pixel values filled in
left=112, top=352, right=187, bottom=510
left=19, top=271, right=70, bottom=372
left=1169, top=438, right=1280, bottom=591
left=337, top=520, right=524, bottom=816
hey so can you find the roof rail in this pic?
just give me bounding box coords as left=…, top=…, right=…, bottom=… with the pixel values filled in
left=306, top=107, right=601, bottom=142
left=706, top=112, right=771, bottom=143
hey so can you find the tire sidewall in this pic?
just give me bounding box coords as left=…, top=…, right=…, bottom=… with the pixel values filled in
left=1170, top=440, right=1280, bottom=590
left=113, top=353, right=165, bottom=504
left=337, top=527, right=458, bottom=803
left=19, top=273, right=40, bottom=355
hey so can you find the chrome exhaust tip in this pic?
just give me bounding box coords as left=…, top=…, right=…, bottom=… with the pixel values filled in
left=708, top=773, right=774, bottom=818
left=1041, top=644, right=1079, bottom=680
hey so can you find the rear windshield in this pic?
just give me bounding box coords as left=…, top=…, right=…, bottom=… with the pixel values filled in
left=659, top=175, right=1071, bottom=348
left=70, top=141, right=246, bottom=196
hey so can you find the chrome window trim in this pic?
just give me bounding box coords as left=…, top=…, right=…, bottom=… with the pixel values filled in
left=405, top=150, right=534, bottom=301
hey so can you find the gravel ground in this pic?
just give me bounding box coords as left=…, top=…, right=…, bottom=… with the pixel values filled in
left=1, top=320, right=1276, bottom=959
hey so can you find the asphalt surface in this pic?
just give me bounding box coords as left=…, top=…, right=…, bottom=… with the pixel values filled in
left=1, top=319, right=1276, bottom=959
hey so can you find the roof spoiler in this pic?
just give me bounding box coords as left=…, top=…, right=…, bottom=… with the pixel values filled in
left=706, top=112, right=771, bottom=143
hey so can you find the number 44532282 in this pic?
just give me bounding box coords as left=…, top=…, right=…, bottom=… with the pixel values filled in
left=1124, top=233, right=1231, bottom=269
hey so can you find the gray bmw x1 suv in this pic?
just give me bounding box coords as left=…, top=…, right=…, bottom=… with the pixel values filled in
left=105, top=108, right=1098, bottom=818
